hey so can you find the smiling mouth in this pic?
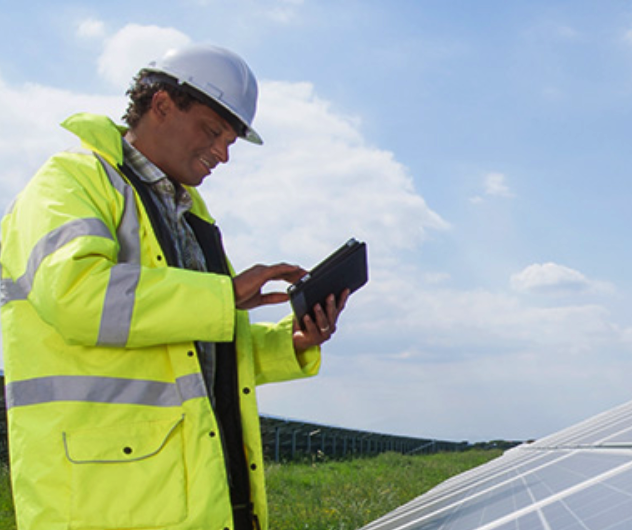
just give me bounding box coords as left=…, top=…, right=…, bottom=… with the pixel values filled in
left=199, top=157, right=215, bottom=171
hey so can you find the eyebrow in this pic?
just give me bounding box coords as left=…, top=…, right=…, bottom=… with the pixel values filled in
left=214, top=117, right=238, bottom=142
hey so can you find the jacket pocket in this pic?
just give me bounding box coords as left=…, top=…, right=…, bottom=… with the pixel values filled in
left=64, top=415, right=187, bottom=529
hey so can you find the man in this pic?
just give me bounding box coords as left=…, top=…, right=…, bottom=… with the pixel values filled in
left=0, top=44, right=347, bottom=530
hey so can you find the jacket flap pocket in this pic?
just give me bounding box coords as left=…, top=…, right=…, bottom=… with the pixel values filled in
left=64, top=415, right=184, bottom=463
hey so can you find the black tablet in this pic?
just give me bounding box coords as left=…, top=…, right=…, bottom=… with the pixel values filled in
left=288, top=238, right=368, bottom=327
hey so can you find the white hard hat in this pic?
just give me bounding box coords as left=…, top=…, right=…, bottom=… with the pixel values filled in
left=146, top=44, right=263, bottom=145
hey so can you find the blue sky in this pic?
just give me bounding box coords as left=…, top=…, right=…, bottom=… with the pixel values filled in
left=2, top=0, right=632, bottom=442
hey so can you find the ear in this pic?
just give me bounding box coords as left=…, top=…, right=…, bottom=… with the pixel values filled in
left=150, top=90, right=174, bottom=122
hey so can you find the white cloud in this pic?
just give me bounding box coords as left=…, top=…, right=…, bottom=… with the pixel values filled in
left=256, top=231, right=628, bottom=440
left=352, top=265, right=618, bottom=351
left=470, top=172, right=514, bottom=203
left=424, top=272, right=451, bottom=285
left=260, top=0, right=304, bottom=24
left=200, top=80, right=449, bottom=270
left=76, top=18, right=106, bottom=39
left=259, top=267, right=632, bottom=440
left=510, top=262, right=613, bottom=296
left=556, top=25, right=579, bottom=40
left=97, top=24, right=192, bottom=89
left=184, top=0, right=304, bottom=23
left=524, top=20, right=581, bottom=43
left=484, top=172, right=514, bottom=198
left=0, top=76, right=125, bottom=214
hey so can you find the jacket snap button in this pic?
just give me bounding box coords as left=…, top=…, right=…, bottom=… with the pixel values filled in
left=187, top=350, right=194, bottom=357
left=250, top=463, right=257, bottom=470
left=242, top=387, right=251, bottom=395
left=123, top=446, right=133, bottom=455
left=157, top=255, right=163, bottom=261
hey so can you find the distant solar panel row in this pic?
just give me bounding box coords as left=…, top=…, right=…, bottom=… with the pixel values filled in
left=361, top=400, right=632, bottom=530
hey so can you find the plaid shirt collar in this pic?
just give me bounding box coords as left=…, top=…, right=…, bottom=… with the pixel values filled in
left=122, top=138, right=172, bottom=184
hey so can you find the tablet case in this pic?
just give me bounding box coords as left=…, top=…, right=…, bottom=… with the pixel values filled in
left=288, top=238, right=368, bottom=326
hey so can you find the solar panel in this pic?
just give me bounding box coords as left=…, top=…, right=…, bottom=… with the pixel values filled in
left=361, top=399, right=632, bottom=530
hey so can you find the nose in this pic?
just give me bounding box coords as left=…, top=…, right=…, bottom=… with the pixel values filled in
left=211, top=141, right=230, bottom=164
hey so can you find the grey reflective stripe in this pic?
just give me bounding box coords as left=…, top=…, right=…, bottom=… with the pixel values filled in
left=6, top=374, right=208, bottom=409
left=94, top=153, right=141, bottom=264
left=176, top=373, right=209, bottom=403
left=97, top=263, right=141, bottom=346
left=0, top=253, right=20, bottom=306
left=1, top=206, right=112, bottom=308
left=0, top=277, right=26, bottom=306
left=4, top=196, right=17, bottom=216
left=92, top=153, right=143, bottom=346
left=12, top=218, right=113, bottom=299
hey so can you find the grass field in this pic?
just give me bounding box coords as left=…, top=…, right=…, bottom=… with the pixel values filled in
left=0, top=465, right=14, bottom=530
left=0, top=450, right=501, bottom=529
left=266, top=450, right=500, bottom=529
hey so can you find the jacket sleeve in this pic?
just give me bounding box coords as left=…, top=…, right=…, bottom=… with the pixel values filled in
left=1, top=152, right=235, bottom=348
left=246, top=313, right=321, bottom=386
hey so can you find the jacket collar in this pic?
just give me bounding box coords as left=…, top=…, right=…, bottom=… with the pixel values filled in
left=61, top=113, right=127, bottom=168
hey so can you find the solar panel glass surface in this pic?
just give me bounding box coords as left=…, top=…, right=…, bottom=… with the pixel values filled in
left=361, top=400, right=632, bottom=530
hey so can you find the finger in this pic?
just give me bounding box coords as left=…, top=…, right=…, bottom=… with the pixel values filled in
left=324, top=295, right=338, bottom=333
left=241, top=263, right=301, bottom=286
left=313, top=304, right=333, bottom=337
left=340, top=289, right=350, bottom=308
left=301, top=313, right=320, bottom=336
left=329, top=289, right=351, bottom=324
left=268, top=263, right=307, bottom=283
left=258, top=292, right=290, bottom=306
left=293, top=315, right=322, bottom=353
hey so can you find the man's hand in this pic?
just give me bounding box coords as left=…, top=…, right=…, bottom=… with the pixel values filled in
left=233, top=263, right=307, bottom=310
left=293, top=289, right=350, bottom=353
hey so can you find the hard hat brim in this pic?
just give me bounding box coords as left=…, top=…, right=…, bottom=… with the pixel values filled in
left=244, top=127, right=263, bottom=146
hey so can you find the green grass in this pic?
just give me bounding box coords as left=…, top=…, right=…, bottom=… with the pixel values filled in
left=0, top=450, right=500, bottom=530
left=265, top=450, right=501, bottom=530
left=0, top=464, right=15, bottom=530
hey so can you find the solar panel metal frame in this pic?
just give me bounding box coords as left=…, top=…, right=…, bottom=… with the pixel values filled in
left=361, top=399, right=632, bottom=530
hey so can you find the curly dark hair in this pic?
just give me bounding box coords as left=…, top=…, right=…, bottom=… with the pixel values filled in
left=122, top=69, right=198, bottom=128
left=122, top=69, right=246, bottom=137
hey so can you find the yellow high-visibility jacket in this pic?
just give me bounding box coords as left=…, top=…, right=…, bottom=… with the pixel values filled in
left=0, top=112, right=321, bottom=530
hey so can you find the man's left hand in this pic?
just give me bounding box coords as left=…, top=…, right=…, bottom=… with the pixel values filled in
left=293, top=289, right=350, bottom=353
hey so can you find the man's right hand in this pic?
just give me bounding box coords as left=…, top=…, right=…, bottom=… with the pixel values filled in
left=233, top=263, right=307, bottom=310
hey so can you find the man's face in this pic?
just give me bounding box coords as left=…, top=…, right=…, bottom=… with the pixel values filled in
left=154, top=92, right=238, bottom=187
